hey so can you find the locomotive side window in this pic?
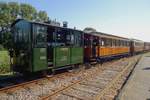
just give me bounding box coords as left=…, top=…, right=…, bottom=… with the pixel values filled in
left=33, top=24, right=47, bottom=47
left=73, top=31, right=82, bottom=46
left=55, top=28, right=65, bottom=46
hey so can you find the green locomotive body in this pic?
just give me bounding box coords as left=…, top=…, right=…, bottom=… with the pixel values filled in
left=11, top=19, right=83, bottom=73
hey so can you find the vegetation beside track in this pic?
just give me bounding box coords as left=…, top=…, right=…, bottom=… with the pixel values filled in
left=0, top=50, right=10, bottom=74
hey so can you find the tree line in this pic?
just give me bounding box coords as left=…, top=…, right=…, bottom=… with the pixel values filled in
left=0, top=2, right=49, bottom=49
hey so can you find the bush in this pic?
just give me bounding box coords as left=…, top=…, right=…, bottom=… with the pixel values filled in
left=0, top=44, right=4, bottom=50
left=0, top=51, right=10, bottom=74
left=0, top=64, right=10, bottom=74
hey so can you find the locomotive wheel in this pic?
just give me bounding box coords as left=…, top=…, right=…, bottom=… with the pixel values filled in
left=41, top=70, right=47, bottom=77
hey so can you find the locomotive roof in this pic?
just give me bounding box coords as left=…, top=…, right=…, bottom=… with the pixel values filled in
left=11, top=19, right=83, bottom=32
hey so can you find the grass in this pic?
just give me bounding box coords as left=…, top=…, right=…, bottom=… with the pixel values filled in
left=0, top=51, right=10, bottom=74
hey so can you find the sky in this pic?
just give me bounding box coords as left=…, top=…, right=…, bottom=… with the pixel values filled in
left=1, top=0, right=150, bottom=41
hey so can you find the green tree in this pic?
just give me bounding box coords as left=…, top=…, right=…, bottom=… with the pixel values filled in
left=38, top=11, right=48, bottom=22
left=0, top=2, right=49, bottom=49
left=0, top=2, right=10, bottom=46
left=20, top=3, right=37, bottom=20
left=8, top=2, right=19, bottom=22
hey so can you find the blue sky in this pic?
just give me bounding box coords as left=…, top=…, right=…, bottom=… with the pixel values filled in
left=1, top=0, right=150, bottom=41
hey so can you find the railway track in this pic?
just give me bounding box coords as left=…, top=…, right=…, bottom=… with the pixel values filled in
left=0, top=71, right=81, bottom=92
left=0, top=57, right=116, bottom=92
left=0, top=55, right=141, bottom=100
left=41, top=56, right=141, bottom=100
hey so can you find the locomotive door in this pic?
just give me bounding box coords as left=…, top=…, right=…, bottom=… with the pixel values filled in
left=32, top=24, right=48, bottom=72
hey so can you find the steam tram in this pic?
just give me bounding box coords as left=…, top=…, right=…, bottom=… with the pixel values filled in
left=11, top=19, right=83, bottom=73
left=11, top=19, right=150, bottom=74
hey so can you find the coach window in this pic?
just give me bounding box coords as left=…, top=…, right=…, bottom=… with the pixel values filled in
left=122, top=40, right=124, bottom=47
left=108, top=39, right=111, bottom=47
left=116, top=40, right=118, bottom=47
left=120, top=40, right=122, bottom=46
left=118, top=40, right=120, bottom=46
left=101, top=38, right=105, bottom=46
left=114, top=39, right=116, bottom=47
left=127, top=41, right=129, bottom=46
left=106, top=38, right=111, bottom=47
left=114, top=40, right=116, bottom=47
left=112, top=39, right=115, bottom=47
left=101, top=40, right=104, bottom=46
left=105, top=38, right=108, bottom=47
left=111, top=39, right=114, bottom=47
left=120, top=40, right=122, bottom=47
left=109, top=39, right=112, bottom=47
left=126, top=41, right=128, bottom=47
left=124, top=41, right=127, bottom=47
left=93, top=37, right=99, bottom=46
left=115, top=40, right=117, bottom=47
left=123, top=41, right=125, bottom=46
left=124, top=41, right=126, bottom=46
left=124, top=41, right=126, bottom=47
left=119, top=40, right=120, bottom=46
left=122, top=41, right=124, bottom=46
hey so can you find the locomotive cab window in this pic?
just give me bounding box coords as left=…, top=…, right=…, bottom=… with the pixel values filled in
left=55, top=28, right=71, bottom=46
left=12, top=20, right=31, bottom=50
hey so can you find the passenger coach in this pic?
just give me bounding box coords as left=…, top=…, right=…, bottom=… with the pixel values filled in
left=84, top=32, right=130, bottom=63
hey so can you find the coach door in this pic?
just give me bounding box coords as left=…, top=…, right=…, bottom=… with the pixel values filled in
left=92, top=36, right=99, bottom=58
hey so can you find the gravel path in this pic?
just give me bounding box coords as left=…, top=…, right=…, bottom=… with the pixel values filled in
left=117, top=53, right=150, bottom=100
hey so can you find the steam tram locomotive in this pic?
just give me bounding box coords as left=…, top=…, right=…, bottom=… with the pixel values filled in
left=11, top=19, right=150, bottom=74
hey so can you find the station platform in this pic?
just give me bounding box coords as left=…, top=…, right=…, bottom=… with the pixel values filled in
left=118, top=53, right=150, bottom=100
